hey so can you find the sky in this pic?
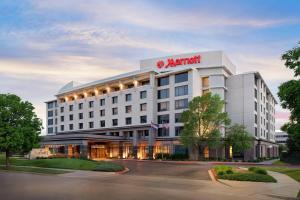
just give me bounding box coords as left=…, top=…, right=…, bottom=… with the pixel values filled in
left=0, top=0, right=299, bottom=134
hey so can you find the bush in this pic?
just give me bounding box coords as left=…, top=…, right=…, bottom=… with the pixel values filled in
left=217, top=171, right=225, bottom=176
left=155, top=153, right=170, bottom=160
left=214, top=165, right=233, bottom=175
left=218, top=173, right=276, bottom=182
left=255, top=168, right=267, bottom=175
left=170, top=153, right=188, bottom=160
left=248, top=167, right=267, bottom=175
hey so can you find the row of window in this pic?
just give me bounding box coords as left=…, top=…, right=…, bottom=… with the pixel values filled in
left=157, top=99, right=188, bottom=112
left=59, top=116, right=148, bottom=131
left=157, top=126, right=183, bottom=137
left=48, top=111, right=183, bottom=127
left=59, top=91, right=147, bottom=113
left=157, top=85, right=188, bottom=99
left=157, top=72, right=188, bottom=87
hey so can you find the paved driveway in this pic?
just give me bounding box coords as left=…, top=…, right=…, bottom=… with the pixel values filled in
left=113, top=160, right=211, bottom=180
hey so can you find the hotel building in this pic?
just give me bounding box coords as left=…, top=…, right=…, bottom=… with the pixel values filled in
left=42, top=51, right=279, bottom=160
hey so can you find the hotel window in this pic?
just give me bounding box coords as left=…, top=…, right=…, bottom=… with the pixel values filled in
left=89, top=111, right=94, bottom=118
left=255, top=77, right=258, bottom=86
left=112, top=119, right=118, bottom=126
left=255, top=114, right=257, bottom=124
left=175, top=126, right=183, bottom=136
left=141, top=80, right=150, bottom=85
left=255, top=127, right=258, bottom=137
left=100, top=99, right=105, bottom=106
left=69, top=105, right=73, bottom=111
left=89, top=122, right=94, bottom=128
left=60, top=107, right=64, bottom=113
left=60, top=125, right=64, bottom=131
left=175, top=85, right=188, bottom=96
left=158, top=89, right=169, bottom=99
left=175, top=72, right=188, bottom=83
left=55, top=110, right=57, bottom=116
left=126, top=117, right=132, bottom=125
left=79, top=113, right=83, bottom=120
left=100, top=109, right=105, bottom=117
left=175, top=99, right=188, bottom=109
left=69, top=124, right=73, bottom=130
left=78, top=123, right=83, bottom=129
left=202, top=77, right=209, bottom=87
left=89, top=101, right=94, bottom=108
left=48, top=127, right=53, bottom=134
left=140, top=103, right=147, bottom=111
left=60, top=116, right=64, bottom=122
left=112, top=107, right=118, bottom=115
left=158, top=76, right=169, bottom=86
left=69, top=114, right=73, bottom=121
left=100, top=120, right=105, bottom=127
left=175, top=113, right=182, bottom=123
left=48, top=119, right=53, bottom=126
left=140, top=91, right=147, bottom=99
left=158, top=114, right=169, bottom=124
left=254, top=89, right=257, bottom=98
left=55, top=118, right=57, bottom=124
left=48, top=111, right=53, bottom=117
left=79, top=103, right=83, bottom=110
left=157, top=128, right=169, bottom=137
left=125, top=94, right=132, bottom=102
left=255, top=102, right=257, bottom=111
left=48, top=102, right=54, bottom=109
left=140, top=115, right=147, bottom=123
left=125, top=105, right=132, bottom=113
left=112, top=96, right=118, bottom=104
left=157, top=101, right=169, bottom=112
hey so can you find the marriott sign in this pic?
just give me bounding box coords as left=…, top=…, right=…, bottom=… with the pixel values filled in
left=156, top=55, right=201, bottom=69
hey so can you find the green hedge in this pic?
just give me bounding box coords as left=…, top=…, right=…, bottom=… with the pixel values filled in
left=218, top=173, right=277, bottom=182
left=248, top=167, right=268, bottom=175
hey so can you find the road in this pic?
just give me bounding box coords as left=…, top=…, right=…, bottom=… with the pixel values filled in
left=0, top=161, right=297, bottom=200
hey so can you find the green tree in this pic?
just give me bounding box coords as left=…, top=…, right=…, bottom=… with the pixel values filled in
left=0, top=94, right=42, bottom=167
left=180, top=93, right=230, bottom=160
left=278, top=42, right=300, bottom=154
left=226, top=124, right=253, bottom=160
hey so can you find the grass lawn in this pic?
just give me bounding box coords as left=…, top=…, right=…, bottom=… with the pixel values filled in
left=0, top=166, right=69, bottom=174
left=214, top=165, right=277, bottom=182
left=0, top=154, right=124, bottom=172
left=262, top=167, right=300, bottom=182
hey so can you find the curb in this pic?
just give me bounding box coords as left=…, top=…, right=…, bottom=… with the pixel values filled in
left=208, top=169, right=217, bottom=182
left=116, top=167, right=130, bottom=174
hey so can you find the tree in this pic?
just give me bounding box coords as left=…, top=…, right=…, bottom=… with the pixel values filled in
left=180, top=93, right=230, bottom=160
left=0, top=94, right=42, bottom=167
left=278, top=42, right=300, bottom=155
left=226, top=124, right=253, bottom=160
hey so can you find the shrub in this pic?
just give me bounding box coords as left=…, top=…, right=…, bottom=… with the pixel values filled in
left=226, top=169, right=234, bottom=174
left=214, top=165, right=233, bottom=175
left=248, top=167, right=257, bottom=172
left=155, top=153, right=170, bottom=160
left=218, top=173, right=276, bottom=182
left=217, top=171, right=225, bottom=176
left=255, top=168, right=267, bottom=175
left=248, top=167, right=267, bottom=175
left=170, top=153, right=188, bottom=160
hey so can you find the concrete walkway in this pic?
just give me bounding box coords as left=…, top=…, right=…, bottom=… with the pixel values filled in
left=217, top=170, right=300, bottom=199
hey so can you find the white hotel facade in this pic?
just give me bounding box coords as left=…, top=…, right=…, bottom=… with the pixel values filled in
left=42, top=51, right=279, bottom=160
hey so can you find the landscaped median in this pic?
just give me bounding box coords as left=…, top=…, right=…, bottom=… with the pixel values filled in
left=213, top=165, right=277, bottom=182
left=0, top=154, right=125, bottom=174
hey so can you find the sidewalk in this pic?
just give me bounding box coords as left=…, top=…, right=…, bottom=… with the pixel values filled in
left=216, top=170, right=300, bottom=199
